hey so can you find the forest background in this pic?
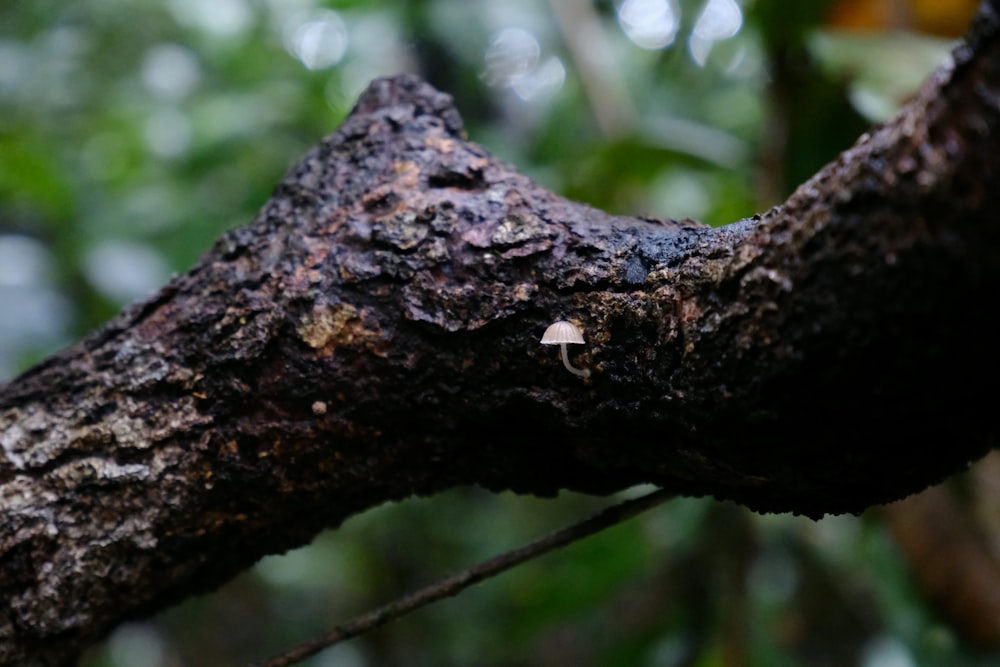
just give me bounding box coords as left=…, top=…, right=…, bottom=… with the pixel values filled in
left=1, top=1, right=994, bottom=665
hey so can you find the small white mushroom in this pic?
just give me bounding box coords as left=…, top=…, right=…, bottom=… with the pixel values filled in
left=540, top=320, right=590, bottom=378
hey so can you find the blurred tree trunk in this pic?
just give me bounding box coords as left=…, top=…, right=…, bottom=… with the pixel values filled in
left=883, top=451, right=1000, bottom=646
left=2, top=3, right=1000, bottom=664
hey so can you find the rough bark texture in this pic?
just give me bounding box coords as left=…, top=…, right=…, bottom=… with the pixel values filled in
left=2, top=3, right=1000, bottom=664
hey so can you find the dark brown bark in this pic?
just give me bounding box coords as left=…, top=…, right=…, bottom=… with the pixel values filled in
left=2, top=3, right=1000, bottom=664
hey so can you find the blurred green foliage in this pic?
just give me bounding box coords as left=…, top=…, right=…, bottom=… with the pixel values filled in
left=1, top=1, right=990, bottom=666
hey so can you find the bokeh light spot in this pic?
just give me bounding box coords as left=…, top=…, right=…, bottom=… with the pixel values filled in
left=689, top=0, right=743, bottom=66
left=168, top=0, right=253, bottom=37
left=284, top=10, right=349, bottom=71
left=617, top=0, right=680, bottom=50
left=483, top=28, right=541, bottom=86
left=482, top=28, right=564, bottom=100
left=83, top=240, right=171, bottom=305
left=141, top=44, right=201, bottom=101
left=144, top=107, right=192, bottom=159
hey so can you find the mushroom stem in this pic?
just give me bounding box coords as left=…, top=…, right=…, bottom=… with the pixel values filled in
left=559, top=343, right=590, bottom=378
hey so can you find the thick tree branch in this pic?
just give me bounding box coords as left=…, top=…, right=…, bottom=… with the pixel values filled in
left=2, top=3, right=1000, bottom=663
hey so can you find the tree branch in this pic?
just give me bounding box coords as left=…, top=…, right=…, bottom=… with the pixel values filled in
left=2, top=2, right=1000, bottom=664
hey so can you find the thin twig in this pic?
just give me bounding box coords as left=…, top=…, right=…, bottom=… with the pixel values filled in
left=250, top=487, right=675, bottom=667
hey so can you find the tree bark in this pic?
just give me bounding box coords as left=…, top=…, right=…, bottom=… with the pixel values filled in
left=3, top=3, right=1000, bottom=663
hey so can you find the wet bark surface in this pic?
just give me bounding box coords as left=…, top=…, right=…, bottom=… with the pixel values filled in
left=2, top=3, right=1000, bottom=663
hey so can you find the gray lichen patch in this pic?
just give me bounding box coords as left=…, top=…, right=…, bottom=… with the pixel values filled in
left=51, top=456, right=152, bottom=486
left=491, top=213, right=553, bottom=247
left=0, top=406, right=90, bottom=471
left=413, top=236, right=451, bottom=265
left=111, top=340, right=171, bottom=390
left=372, top=210, right=430, bottom=251
left=0, top=475, right=58, bottom=514
left=2, top=388, right=210, bottom=478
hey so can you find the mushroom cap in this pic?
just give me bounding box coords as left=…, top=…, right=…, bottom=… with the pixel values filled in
left=540, top=320, right=585, bottom=345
